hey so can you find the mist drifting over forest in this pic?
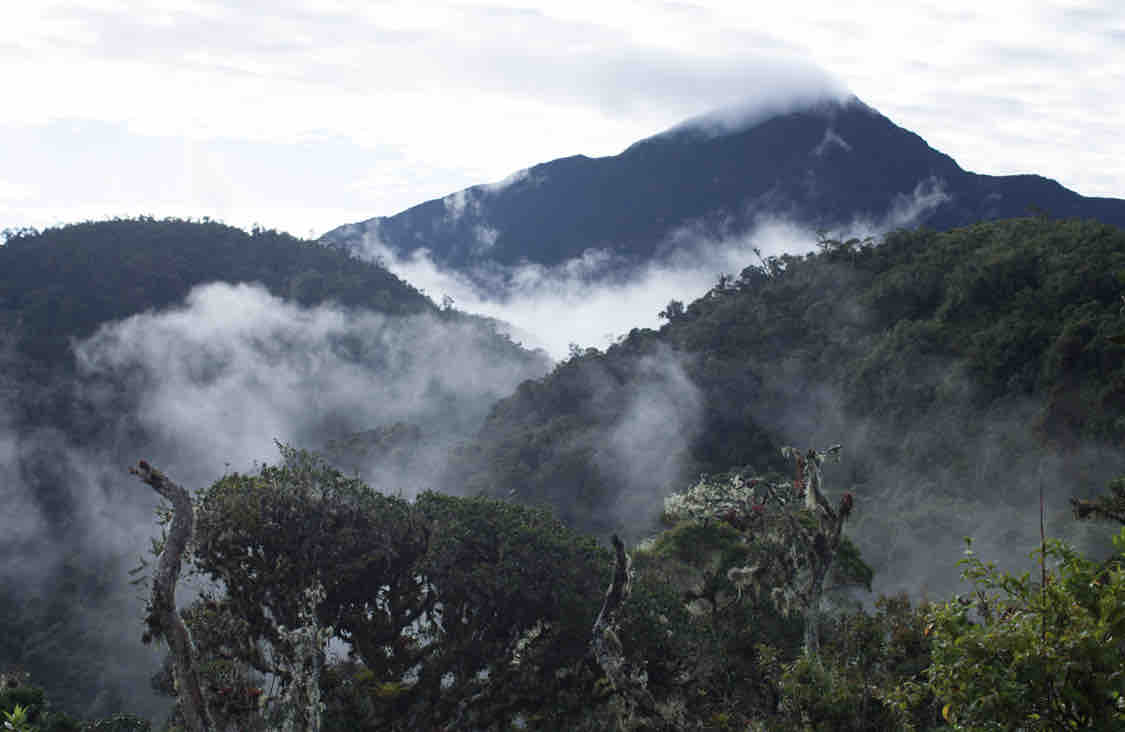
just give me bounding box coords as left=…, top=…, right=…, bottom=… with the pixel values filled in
left=1, top=43, right=1124, bottom=726
left=346, top=179, right=951, bottom=359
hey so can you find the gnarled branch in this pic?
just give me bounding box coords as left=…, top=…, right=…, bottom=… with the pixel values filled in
left=591, top=534, right=668, bottom=730
left=131, top=460, right=214, bottom=732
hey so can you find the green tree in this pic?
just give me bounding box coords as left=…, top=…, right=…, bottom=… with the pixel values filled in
left=776, top=595, right=939, bottom=731
left=658, top=299, right=685, bottom=321
left=185, top=446, right=427, bottom=731
left=606, top=448, right=872, bottom=729
left=2, top=705, right=34, bottom=732
left=1071, top=475, right=1125, bottom=525
left=915, top=533, right=1125, bottom=730
left=662, top=446, right=864, bottom=657
left=137, top=445, right=614, bottom=731
left=404, top=492, right=611, bottom=729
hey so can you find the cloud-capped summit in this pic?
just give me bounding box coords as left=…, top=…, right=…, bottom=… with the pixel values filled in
left=322, top=97, right=1125, bottom=275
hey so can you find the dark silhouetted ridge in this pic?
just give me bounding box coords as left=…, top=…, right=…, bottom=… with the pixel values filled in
left=323, top=97, right=1125, bottom=271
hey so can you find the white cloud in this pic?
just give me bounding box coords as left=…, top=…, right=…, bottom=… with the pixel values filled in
left=812, top=128, right=852, bottom=156
left=0, top=180, right=38, bottom=202
left=0, top=278, right=548, bottom=713
left=345, top=169, right=957, bottom=362
left=443, top=188, right=480, bottom=222
left=0, top=1, right=1119, bottom=237
left=843, top=178, right=952, bottom=237
left=351, top=205, right=948, bottom=361
left=603, top=350, right=704, bottom=525
left=72, top=282, right=548, bottom=491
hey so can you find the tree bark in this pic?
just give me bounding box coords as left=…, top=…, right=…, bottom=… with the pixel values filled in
left=592, top=534, right=629, bottom=637
left=591, top=535, right=668, bottom=730
left=131, top=460, right=214, bottom=732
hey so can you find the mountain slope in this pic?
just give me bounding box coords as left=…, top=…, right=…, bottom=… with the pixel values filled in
left=322, top=98, right=1125, bottom=271
left=0, top=218, right=432, bottom=366
left=444, top=216, right=1125, bottom=592
left=0, top=218, right=549, bottom=720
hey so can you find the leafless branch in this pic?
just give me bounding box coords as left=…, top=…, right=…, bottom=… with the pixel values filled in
left=131, top=460, right=214, bottom=732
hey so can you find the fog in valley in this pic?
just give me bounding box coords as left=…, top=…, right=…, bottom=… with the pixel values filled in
left=348, top=179, right=950, bottom=360
left=2, top=207, right=1122, bottom=721
left=0, top=283, right=549, bottom=718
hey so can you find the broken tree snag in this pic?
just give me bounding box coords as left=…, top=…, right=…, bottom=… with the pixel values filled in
left=590, top=535, right=665, bottom=730
left=788, top=446, right=847, bottom=657
left=131, top=460, right=214, bottom=732
left=594, top=534, right=630, bottom=633
left=590, top=534, right=629, bottom=689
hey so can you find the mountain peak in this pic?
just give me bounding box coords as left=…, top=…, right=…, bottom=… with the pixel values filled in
left=323, top=99, right=1125, bottom=273
left=651, top=91, right=867, bottom=144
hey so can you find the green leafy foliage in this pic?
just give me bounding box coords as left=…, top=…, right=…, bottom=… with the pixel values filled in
left=0, top=685, right=45, bottom=724
left=627, top=521, right=805, bottom=728
left=193, top=445, right=425, bottom=641
left=1, top=704, right=34, bottom=732
left=0, top=218, right=545, bottom=725
left=775, top=595, right=939, bottom=731
left=124, top=451, right=1125, bottom=731
left=187, top=445, right=429, bottom=724
left=405, top=491, right=611, bottom=727
left=156, top=446, right=614, bottom=730
left=0, top=680, right=81, bottom=732
left=918, top=533, right=1125, bottom=730
left=1072, top=475, right=1125, bottom=525
left=593, top=455, right=871, bottom=729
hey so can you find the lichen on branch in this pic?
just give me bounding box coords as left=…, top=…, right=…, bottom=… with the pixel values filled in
left=661, top=445, right=856, bottom=656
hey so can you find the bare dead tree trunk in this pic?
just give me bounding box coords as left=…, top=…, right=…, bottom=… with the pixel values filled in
left=791, top=447, right=849, bottom=659
left=131, top=460, right=214, bottom=732
left=592, top=535, right=630, bottom=639
left=591, top=535, right=668, bottom=731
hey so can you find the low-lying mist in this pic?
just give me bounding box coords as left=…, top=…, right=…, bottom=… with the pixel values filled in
left=0, top=282, right=550, bottom=718
left=74, top=282, right=549, bottom=491
left=346, top=180, right=949, bottom=360
left=755, top=366, right=1123, bottom=604
left=349, top=220, right=808, bottom=359
left=347, top=191, right=1124, bottom=606
left=3, top=186, right=1119, bottom=719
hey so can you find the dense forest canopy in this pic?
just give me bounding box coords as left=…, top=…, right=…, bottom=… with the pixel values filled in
left=0, top=218, right=433, bottom=368
left=448, top=216, right=1125, bottom=592
left=26, top=438, right=1121, bottom=731
left=0, top=218, right=548, bottom=723
left=3, top=215, right=1125, bottom=730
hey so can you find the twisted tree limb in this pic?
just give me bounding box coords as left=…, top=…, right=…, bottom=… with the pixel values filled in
left=131, top=460, right=214, bottom=732
left=592, top=534, right=630, bottom=637
left=591, top=534, right=665, bottom=730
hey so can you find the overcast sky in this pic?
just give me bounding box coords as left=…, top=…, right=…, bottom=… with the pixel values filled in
left=2, top=0, right=1122, bottom=239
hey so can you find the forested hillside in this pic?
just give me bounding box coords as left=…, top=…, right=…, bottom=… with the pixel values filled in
left=4, top=216, right=1125, bottom=730
left=449, top=216, right=1125, bottom=589
left=14, top=436, right=1123, bottom=730
left=0, top=219, right=548, bottom=723
left=0, top=218, right=432, bottom=369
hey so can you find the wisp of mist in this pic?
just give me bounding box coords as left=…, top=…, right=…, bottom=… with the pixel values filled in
left=349, top=179, right=949, bottom=360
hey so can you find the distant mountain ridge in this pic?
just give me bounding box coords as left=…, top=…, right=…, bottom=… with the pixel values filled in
left=0, top=218, right=431, bottom=368
left=322, top=97, right=1125, bottom=270
left=0, top=218, right=550, bottom=719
